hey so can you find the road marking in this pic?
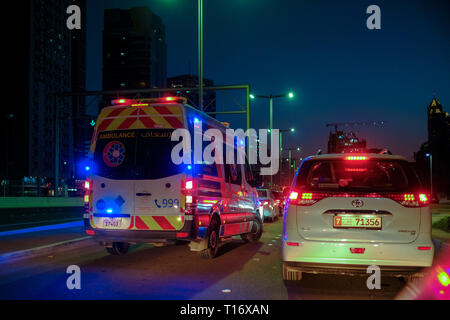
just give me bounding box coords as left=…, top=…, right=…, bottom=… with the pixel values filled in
left=0, top=221, right=83, bottom=237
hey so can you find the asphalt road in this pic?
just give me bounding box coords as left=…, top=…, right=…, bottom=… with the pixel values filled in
left=0, top=218, right=413, bottom=300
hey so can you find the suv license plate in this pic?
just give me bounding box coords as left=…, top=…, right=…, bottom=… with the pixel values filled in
left=333, top=215, right=382, bottom=229
left=103, top=218, right=123, bottom=228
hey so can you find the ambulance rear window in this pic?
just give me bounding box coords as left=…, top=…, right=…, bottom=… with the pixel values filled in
left=94, top=129, right=183, bottom=180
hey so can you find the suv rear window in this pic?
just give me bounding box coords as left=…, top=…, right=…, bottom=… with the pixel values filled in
left=94, top=129, right=183, bottom=180
left=294, top=159, right=422, bottom=192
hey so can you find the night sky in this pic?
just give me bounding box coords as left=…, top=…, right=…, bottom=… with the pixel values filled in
left=86, top=0, right=450, bottom=160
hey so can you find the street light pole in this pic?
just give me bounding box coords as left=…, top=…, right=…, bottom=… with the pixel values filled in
left=250, top=92, right=294, bottom=188
left=426, top=153, right=433, bottom=197
left=269, top=95, right=273, bottom=134
left=198, top=0, right=204, bottom=112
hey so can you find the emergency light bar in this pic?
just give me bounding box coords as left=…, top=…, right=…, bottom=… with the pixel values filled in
left=111, top=96, right=188, bottom=106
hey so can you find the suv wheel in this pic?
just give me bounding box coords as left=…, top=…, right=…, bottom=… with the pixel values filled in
left=199, top=218, right=220, bottom=259
left=106, top=242, right=130, bottom=255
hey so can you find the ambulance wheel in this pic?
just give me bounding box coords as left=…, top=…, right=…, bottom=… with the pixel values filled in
left=246, top=216, right=263, bottom=243
left=106, top=242, right=129, bottom=255
left=199, top=218, right=220, bottom=259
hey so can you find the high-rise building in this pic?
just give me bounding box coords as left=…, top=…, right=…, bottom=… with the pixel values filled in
left=167, top=75, right=216, bottom=114
left=1, top=0, right=87, bottom=183
left=415, top=97, right=450, bottom=196
left=102, top=7, right=167, bottom=107
left=71, top=0, right=91, bottom=180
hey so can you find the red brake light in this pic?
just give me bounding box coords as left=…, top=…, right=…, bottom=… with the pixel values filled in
left=419, top=194, right=428, bottom=203
left=345, top=156, right=367, bottom=161
left=386, top=193, right=430, bottom=207
left=289, top=192, right=325, bottom=206
left=350, top=248, right=366, bottom=254
left=176, top=232, right=189, bottom=238
left=418, top=246, right=432, bottom=251
left=286, top=242, right=300, bottom=247
left=288, top=191, right=431, bottom=207
left=289, top=191, right=299, bottom=200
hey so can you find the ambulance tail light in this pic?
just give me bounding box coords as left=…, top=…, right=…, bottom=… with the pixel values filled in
left=185, top=180, right=193, bottom=190
left=182, top=178, right=197, bottom=215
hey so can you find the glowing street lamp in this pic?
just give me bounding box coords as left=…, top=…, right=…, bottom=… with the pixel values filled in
left=249, top=91, right=295, bottom=187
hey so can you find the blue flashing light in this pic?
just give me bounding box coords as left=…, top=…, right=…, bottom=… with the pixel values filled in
left=194, top=118, right=200, bottom=123
left=85, top=166, right=91, bottom=171
left=106, top=208, right=113, bottom=214
left=426, top=153, right=430, bottom=157
left=187, top=165, right=192, bottom=170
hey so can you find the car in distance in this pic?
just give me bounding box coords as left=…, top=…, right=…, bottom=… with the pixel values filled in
left=272, top=190, right=285, bottom=217
left=257, top=189, right=279, bottom=222
left=282, top=153, right=434, bottom=282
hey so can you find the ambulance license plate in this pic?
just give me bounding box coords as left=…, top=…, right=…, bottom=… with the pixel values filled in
left=103, top=218, right=122, bottom=228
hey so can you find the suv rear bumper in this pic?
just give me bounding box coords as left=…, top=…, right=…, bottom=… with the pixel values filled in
left=282, top=233, right=434, bottom=269
left=283, top=261, right=424, bottom=277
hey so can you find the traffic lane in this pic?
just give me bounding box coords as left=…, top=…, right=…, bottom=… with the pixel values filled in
left=0, top=222, right=85, bottom=254
left=0, top=219, right=405, bottom=300
left=0, top=224, right=273, bottom=299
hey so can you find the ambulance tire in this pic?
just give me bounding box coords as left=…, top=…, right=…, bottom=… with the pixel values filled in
left=199, top=217, right=220, bottom=259
left=246, top=216, right=263, bottom=243
left=106, top=242, right=130, bottom=255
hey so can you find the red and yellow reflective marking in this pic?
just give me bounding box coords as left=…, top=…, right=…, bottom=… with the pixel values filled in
left=130, top=215, right=185, bottom=231
left=90, top=105, right=184, bottom=153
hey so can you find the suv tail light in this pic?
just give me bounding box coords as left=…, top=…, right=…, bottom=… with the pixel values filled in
left=288, top=191, right=430, bottom=207
left=385, top=193, right=430, bottom=207
left=289, top=191, right=328, bottom=206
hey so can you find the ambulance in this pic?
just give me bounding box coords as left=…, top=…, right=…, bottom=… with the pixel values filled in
left=84, top=97, right=263, bottom=258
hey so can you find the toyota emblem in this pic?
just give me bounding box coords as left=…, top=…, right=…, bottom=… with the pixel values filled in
left=351, top=199, right=364, bottom=208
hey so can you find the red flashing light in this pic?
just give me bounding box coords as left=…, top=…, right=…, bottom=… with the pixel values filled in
left=112, top=99, right=128, bottom=105
left=350, top=248, right=366, bottom=254
left=84, top=180, right=90, bottom=190
left=86, top=229, right=95, bottom=236
left=418, top=246, right=432, bottom=251
left=286, top=242, right=300, bottom=247
left=263, top=200, right=269, bottom=206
